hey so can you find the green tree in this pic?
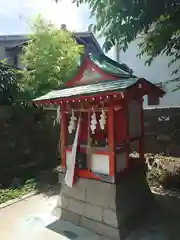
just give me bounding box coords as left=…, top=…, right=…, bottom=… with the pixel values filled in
left=62, top=0, right=180, bottom=89
left=21, top=15, right=83, bottom=100
left=0, top=64, right=20, bottom=105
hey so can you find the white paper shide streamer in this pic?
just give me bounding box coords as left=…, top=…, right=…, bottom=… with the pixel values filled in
left=68, top=109, right=77, bottom=134
left=90, top=109, right=97, bottom=134
left=53, top=106, right=61, bottom=126
left=99, top=109, right=106, bottom=130
left=65, top=117, right=81, bottom=187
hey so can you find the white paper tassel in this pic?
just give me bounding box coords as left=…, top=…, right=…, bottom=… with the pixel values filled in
left=99, top=109, right=106, bottom=130
left=68, top=109, right=77, bottom=134
left=68, top=125, right=73, bottom=134
left=90, top=110, right=97, bottom=134
left=53, top=106, right=61, bottom=126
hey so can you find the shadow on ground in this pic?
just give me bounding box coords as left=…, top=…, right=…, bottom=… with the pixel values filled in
left=45, top=193, right=180, bottom=240
left=47, top=219, right=102, bottom=240
left=34, top=169, right=61, bottom=197
left=45, top=185, right=180, bottom=240
left=126, top=192, right=180, bottom=240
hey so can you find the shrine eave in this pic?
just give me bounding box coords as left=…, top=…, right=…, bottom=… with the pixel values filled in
left=32, top=78, right=165, bottom=103
left=89, top=54, right=133, bottom=77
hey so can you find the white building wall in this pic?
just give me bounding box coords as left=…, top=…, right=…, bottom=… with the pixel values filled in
left=117, top=38, right=180, bottom=107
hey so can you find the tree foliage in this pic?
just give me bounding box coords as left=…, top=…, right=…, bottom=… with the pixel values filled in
left=63, top=0, right=180, bottom=89
left=0, top=64, right=20, bottom=105
left=21, top=15, right=83, bottom=100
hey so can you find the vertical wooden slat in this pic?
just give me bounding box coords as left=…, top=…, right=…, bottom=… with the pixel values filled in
left=60, top=104, right=67, bottom=168
left=108, top=106, right=115, bottom=177
left=124, top=104, right=130, bottom=168
left=139, top=99, right=144, bottom=160
left=87, top=111, right=92, bottom=171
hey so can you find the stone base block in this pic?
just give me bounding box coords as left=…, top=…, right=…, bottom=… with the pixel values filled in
left=53, top=206, right=119, bottom=239
left=54, top=161, right=154, bottom=240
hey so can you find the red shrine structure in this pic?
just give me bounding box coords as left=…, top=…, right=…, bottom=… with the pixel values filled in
left=32, top=53, right=165, bottom=185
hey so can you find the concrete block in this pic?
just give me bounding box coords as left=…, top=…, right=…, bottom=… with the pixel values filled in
left=61, top=182, right=86, bottom=201
left=100, top=238, right=111, bottom=240
left=68, top=198, right=86, bottom=215
left=57, top=195, right=69, bottom=209
left=85, top=179, right=116, bottom=208
left=103, top=209, right=118, bottom=228
left=80, top=216, right=119, bottom=240
left=86, top=189, right=108, bottom=208
left=52, top=207, right=81, bottom=225
left=60, top=208, right=81, bottom=225
left=106, top=195, right=116, bottom=211
left=84, top=203, right=103, bottom=222
left=58, top=172, right=65, bottom=184
left=52, top=206, right=61, bottom=218
left=67, top=198, right=103, bottom=222
left=81, top=178, right=115, bottom=194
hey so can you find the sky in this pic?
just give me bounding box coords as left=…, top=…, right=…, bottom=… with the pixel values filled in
left=0, top=0, right=177, bottom=105
left=0, top=0, right=115, bottom=58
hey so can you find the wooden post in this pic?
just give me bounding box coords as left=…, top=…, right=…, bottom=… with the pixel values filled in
left=87, top=111, right=92, bottom=171
left=139, top=99, right=144, bottom=160
left=108, top=106, right=115, bottom=177
left=60, top=104, right=67, bottom=168
left=124, top=104, right=130, bottom=168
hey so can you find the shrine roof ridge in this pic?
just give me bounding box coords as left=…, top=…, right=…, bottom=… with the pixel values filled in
left=32, top=78, right=138, bottom=102
left=89, top=54, right=133, bottom=77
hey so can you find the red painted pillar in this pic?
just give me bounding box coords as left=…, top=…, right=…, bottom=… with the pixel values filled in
left=108, top=106, right=115, bottom=177
left=139, top=99, right=144, bottom=160
left=124, top=104, right=130, bottom=168
left=60, top=104, right=67, bottom=168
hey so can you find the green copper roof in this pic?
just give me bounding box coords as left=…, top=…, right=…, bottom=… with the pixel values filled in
left=89, top=54, right=133, bottom=77
left=33, top=78, right=138, bottom=102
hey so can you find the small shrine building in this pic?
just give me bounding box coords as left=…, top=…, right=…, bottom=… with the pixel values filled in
left=32, top=53, right=165, bottom=239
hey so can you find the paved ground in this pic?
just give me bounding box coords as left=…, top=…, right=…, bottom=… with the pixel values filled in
left=1, top=187, right=180, bottom=240
left=0, top=188, right=105, bottom=240
left=127, top=191, right=180, bottom=240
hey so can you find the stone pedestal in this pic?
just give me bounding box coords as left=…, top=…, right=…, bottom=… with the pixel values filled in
left=54, top=160, right=154, bottom=240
